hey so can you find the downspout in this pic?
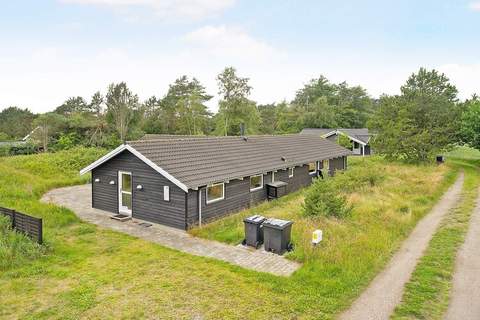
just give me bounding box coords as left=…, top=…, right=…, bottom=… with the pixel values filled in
left=198, top=188, right=202, bottom=227
left=184, top=192, right=188, bottom=230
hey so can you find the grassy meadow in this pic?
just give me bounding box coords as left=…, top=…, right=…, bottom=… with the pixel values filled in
left=191, top=157, right=456, bottom=264
left=0, top=149, right=461, bottom=319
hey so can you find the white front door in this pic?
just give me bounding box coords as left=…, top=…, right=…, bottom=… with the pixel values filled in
left=118, top=171, right=132, bottom=215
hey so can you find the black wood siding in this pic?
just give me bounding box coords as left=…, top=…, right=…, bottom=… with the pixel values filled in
left=91, top=150, right=187, bottom=229
left=329, top=156, right=346, bottom=175
left=364, top=145, right=371, bottom=155
left=91, top=150, right=347, bottom=229
left=188, top=166, right=317, bottom=227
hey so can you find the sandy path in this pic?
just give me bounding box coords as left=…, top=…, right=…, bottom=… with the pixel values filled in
left=339, top=172, right=464, bottom=320
left=444, top=188, right=480, bottom=320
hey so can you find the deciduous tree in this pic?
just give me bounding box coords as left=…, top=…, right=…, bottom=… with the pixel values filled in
left=215, top=67, right=259, bottom=135
left=369, top=68, right=462, bottom=162
left=0, top=107, right=35, bottom=139
left=105, top=82, right=139, bottom=142
left=460, top=96, right=480, bottom=150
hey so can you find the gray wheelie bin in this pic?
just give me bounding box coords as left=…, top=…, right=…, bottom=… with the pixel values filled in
left=243, top=215, right=266, bottom=248
left=263, top=218, right=293, bottom=254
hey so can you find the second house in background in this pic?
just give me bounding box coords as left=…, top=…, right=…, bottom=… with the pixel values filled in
left=301, top=128, right=373, bottom=156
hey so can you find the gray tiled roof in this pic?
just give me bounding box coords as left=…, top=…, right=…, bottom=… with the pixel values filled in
left=300, top=128, right=335, bottom=136
left=128, top=135, right=350, bottom=189
left=300, top=128, right=372, bottom=144
left=0, top=141, right=26, bottom=147
left=141, top=134, right=210, bottom=140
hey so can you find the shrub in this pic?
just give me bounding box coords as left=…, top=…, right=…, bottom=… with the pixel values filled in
left=303, top=177, right=351, bottom=218
left=334, top=163, right=386, bottom=192
left=54, top=132, right=80, bottom=151
left=0, top=142, right=37, bottom=157
left=338, top=134, right=353, bottom=149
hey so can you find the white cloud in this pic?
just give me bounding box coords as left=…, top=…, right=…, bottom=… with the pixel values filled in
left=59, top=0, right=235, bottom=20
left=2, top=28, right=478, bottom=115
left=437, top=63, right=480, bottom=99
left=468, top=2, right=480, bottom=11
left=183, top=25, right=280, bottom=61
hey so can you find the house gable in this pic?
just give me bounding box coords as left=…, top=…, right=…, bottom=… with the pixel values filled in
left=80, top=144, right=188, bottom=192
left=91, top=149, right=188, bottom=229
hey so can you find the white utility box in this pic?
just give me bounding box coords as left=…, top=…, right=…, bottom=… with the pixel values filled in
left=312, top=229, right=323, bottom=245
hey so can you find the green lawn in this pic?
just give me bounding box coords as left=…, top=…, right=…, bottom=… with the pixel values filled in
left=391, top=152, right=480, bottom=319
left=0, top=150, right=460, bottom=319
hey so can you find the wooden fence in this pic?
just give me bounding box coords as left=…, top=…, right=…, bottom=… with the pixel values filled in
left=0, top=207, right=43, bottom=244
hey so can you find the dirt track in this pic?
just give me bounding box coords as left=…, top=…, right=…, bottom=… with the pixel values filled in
left=445, top=188, right=480, bottom=320
left=339, top=173, right=464, bottom=320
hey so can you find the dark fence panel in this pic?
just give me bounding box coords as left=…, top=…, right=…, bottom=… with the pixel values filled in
left=0, top=207, right=43, bottom=244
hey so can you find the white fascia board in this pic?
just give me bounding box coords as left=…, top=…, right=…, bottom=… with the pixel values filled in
left=320, top=130, right=337, bottom=138
left=79, top=144, right=127, bottom=175
left=336, top=130, right=367, bottom=146
left=126, top=146, right=189, bottom=192
left=79, top=144, right=189, bottom=192
left=348, top=135, right=367, bottom=146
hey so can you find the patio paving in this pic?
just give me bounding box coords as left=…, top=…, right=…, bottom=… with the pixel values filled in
left=41, top=184, right=301, bottom=277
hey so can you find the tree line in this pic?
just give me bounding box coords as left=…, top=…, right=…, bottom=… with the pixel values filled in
left=0, top=66, right=479, bottom=162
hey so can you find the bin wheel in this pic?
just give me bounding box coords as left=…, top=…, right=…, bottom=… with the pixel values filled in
left=241, top=239, right=246, bottom=246
left=287, top=243, right=294, bottom=252
left=255, top=241, right=261, bottom=249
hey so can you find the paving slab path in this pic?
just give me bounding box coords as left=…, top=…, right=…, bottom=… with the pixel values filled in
left=444, top=188, right=480, bottom=320
left=41, top=184, right=301, bottom=277
left=339, top=172, right=464, bottom=320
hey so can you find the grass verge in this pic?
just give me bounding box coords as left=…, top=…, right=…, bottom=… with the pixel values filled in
left=391, top=156, right=480, bottom=319
left=0, top=215, right=46, bottom=269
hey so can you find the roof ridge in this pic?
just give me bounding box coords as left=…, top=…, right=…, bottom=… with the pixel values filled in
left=129, top=134, right=320, bottom=144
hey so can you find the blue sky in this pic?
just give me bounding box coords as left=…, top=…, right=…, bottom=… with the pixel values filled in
left=1, top=0, right=479, bottom=113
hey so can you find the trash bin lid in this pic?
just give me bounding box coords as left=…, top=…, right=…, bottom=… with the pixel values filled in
left=244, top=214, right=266, bottom=224
left=263, top=218, right=293, bottom=230
left=266, top=181, right=288, bottom=188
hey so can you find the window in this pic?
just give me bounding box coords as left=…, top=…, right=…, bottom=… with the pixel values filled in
left=289, top=167, right=294, bottom=178
left=308, top=162, right=316, bottom=175
left=323, top=159, right=330, bottom=170
left=250, top=174, right=263, bottom=191
left=207, top=183, right=224, bottom=203
left=163, top=186, right=170, bottom=201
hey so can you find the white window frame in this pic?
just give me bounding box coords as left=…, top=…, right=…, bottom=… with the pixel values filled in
left=288, top=167, right=294, bottom=178
left=118, top=171, right=132, bottom=215
left=249, top=174, right=264, bottom=192
left=206, top=182, right=225, bottom=204
left=163, top=186, right=170, bottom=202
left=308, top=162, right=317, bottom=175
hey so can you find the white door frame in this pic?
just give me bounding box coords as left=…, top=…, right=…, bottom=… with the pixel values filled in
left=118, top=171, right=132, bottom=215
